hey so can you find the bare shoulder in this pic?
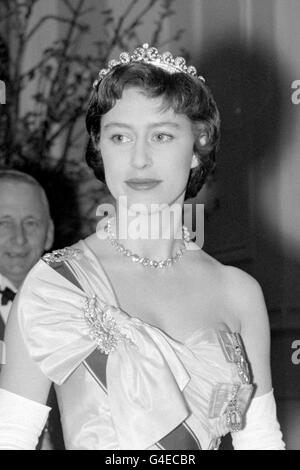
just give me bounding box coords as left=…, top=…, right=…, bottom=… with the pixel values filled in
left=220, top=264, right=269, bottom=331
left=195, top=250, right=269, bottom=332
left=220, top=263, right=263, bottom=303
left=193, top=248, right=262, bottom=297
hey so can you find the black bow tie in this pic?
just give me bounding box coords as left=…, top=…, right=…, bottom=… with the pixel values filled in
left=0, top=287, right=16, bottom=306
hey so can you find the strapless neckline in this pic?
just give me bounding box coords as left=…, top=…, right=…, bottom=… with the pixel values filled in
left=78, top=239, right=239, bottom=347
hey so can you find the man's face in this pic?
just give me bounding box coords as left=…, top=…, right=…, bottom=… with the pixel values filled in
left=0, top=181, right=53, bottom=288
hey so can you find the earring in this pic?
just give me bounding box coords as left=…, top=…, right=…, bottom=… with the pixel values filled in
left=191, top=154, right=199, bottom=168
left=199, top=135, right=207, bottom=146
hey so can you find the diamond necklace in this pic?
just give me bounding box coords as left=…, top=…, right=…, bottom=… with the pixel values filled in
left=105, top=218, right=191, bottom=269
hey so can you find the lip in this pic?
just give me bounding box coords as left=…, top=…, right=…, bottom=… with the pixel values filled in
left=125, top=179, right=162, bottom=191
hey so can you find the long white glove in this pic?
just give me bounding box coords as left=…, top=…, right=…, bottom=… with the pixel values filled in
left=0, top=388, right=51, bottom=450
left=232, top=389, right=285, bottom=450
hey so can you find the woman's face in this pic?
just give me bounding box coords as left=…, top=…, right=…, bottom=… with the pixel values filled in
left=99, top=87, right=198, bottom=211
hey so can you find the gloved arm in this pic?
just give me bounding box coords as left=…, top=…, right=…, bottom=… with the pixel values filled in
left=0, top=388, right=51, bottom=450
left=232, top=389, right=285, bottom=450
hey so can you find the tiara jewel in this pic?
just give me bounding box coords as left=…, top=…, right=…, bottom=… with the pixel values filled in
left=92, top=43, right=205, bottom=89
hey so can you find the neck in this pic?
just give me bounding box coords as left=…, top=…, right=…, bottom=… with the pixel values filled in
left=111, top=199, right=186, bottom=260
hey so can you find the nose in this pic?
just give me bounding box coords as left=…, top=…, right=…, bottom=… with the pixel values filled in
left=11, top=223, right=28, bottom=247
left=130, top=137, right=152, bottom=169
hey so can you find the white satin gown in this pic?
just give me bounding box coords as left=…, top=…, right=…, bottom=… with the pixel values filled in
left=14, top=237, right=254, bottom=450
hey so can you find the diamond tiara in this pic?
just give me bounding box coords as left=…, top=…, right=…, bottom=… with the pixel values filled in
left=92, top=43, right=205, bottom=89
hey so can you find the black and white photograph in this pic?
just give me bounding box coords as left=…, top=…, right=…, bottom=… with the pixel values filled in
left=0, top=0, right=299, bottom=452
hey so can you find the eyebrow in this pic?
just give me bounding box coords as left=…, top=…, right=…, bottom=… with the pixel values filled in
left=102, top=121, right=181, bottom=130
left=0, top=214, right=41, bottom=220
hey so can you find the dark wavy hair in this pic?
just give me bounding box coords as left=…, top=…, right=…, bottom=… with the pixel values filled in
left=85, top=62, right=220, bottom=200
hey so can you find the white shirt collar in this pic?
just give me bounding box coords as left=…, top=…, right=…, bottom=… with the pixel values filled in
left=0, top=273, right=17, bottom=293
left=0, top=273, right=17, bottom=325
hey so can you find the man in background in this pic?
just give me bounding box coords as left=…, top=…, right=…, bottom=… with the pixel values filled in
left=0, top=169, right=55, bottom=449
left=0, top=170, right=54, bottom=358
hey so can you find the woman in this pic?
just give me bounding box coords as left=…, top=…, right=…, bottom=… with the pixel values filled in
left=0, top=44, right=285, bottom=450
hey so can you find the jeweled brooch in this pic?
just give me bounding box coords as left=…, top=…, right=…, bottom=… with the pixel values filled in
left=83, top=295, right=135, bottom=354
left=43, top=247, right=82, bottom=264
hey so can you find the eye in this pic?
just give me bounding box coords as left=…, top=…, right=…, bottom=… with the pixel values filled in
left=23, top=219, right=39, bottom=230
left=153, top=133, right=173, bottom=143
left=0, top=220, right=12, bottom=229
left=111, top=134, right=132, bottom=144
